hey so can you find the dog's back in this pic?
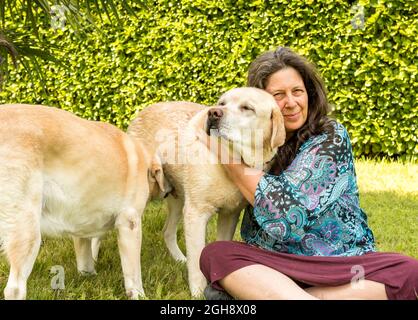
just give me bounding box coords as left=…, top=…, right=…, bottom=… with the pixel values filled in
left=128, top=101, right=204, bottom=155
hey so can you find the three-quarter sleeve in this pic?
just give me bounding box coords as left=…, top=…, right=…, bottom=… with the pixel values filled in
left=241, top=122, right=376, bottom=256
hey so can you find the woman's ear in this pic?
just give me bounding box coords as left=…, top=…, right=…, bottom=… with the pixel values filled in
left=270, top=107, right=286, bottom=149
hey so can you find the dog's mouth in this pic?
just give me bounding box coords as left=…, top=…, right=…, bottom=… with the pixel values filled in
left=206, top=107, right=224, bottom=136
left=206, top=125, right=232, bottom=144
left=206, top=118, right=220, bottom=136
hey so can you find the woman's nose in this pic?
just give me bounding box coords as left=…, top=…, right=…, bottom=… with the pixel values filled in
left=284, top=93, right=297, bottom=108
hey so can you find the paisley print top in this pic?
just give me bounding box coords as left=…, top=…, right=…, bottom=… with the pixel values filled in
left=241, top=122, right=376, bottom=256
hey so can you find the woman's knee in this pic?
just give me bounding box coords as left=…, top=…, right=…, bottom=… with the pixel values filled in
left=394, top=255, right=418, bottom=300
left=199, top=241, right=239, bottom=277
left=404, top=256, right=418, bottom=283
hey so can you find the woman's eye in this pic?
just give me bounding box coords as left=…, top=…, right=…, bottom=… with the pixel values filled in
left=274, top=93, right=285, bottom=100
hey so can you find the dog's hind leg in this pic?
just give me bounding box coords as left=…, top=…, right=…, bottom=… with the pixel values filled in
left=3, top=217, right=41, bottom=300
left=2, top=199, right=42, bottom=300
left=216, top=208, right=242, bottom=241
left=116, top=205, right=145, bottom=299
left=182, top=202, right=212, bottom=297
left=73, top=237, right=96, bottom=275
left=1, top=166, right=42, bottom=300
left=163, top=195, right=186, bottom=262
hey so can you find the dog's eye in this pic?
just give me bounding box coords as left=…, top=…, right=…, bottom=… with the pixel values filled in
left=240, top=105, right=254, bottom=112
left=218, top=101, right=225, bottom=106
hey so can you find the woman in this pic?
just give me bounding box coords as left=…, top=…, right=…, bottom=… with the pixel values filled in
left=199, top=46, right=418, bottom=300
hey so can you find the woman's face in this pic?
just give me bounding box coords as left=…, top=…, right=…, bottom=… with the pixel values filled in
left=265, top=67, right=308, bottom=137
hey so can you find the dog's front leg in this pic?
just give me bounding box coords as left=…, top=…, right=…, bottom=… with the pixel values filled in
left=91, top=237, right=101, bottom=262
left=73, top=237, right=96, bottom=275
left=216, top=208, right=242, bottom=241
left=183, top=204, right=212, bottom=298
left=115, top=207, right=144, bottom=299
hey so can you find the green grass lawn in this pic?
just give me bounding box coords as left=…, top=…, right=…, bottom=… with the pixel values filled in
left=0, top=159, right=416, bottom=299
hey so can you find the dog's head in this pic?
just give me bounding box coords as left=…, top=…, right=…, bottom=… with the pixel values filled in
left=204, top=87, right=286, bottom=167
left=148, top=153, right=174, bottom=200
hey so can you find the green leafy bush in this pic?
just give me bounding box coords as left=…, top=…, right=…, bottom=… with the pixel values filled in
left=1, top=0, right=417, bottom=160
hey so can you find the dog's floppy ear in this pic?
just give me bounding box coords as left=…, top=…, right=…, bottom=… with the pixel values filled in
left=270, top=107, right=286, bottom=149
left=149, top=153, right=165, bottom=192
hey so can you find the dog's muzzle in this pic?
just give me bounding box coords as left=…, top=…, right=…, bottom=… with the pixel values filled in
left=206, top=108, right=223, bottom=135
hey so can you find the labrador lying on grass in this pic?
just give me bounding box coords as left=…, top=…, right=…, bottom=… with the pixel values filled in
left=0, top=104, right=168, bottom=300
left=127, top=87, right=286, bottom=296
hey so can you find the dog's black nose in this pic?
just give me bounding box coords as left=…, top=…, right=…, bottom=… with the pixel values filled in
left=208, top=108, right=223, bottom=120
left=206, top=108, right=223, bottom=135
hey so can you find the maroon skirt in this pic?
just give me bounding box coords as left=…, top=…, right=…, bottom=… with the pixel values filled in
left=199, top=241, right=418, bottom=300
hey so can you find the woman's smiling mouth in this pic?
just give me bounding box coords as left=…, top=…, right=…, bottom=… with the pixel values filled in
left=283, top=111, right=301, bottom=121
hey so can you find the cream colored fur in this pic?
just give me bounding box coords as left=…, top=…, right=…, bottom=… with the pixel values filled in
left=127, top=87, right=286, bottom=297
left=0, top=104, right=166, bottom=300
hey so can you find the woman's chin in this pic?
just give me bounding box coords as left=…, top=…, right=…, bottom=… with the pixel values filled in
left=285, top=122, right=304, bottom=134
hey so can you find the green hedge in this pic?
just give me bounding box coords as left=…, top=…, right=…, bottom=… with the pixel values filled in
left=1, top=0, right=417, bottom=160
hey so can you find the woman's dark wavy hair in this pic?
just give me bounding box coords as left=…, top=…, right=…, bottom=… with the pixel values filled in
left=247, top=46, right=334, bottom=174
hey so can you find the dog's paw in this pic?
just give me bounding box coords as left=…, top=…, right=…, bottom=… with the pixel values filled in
left=173, top=253, right=187, bottom=263
left=189, top=284, right=206, bottom=298
left=79, top=269, right=97, bottom=276
left=126, top=288, right=146, bottom=300
left=4, top=285, right=26, bottom=300
left=189, top=276, right=207, bottom=298
left=190, top=287, right=204, bottom=299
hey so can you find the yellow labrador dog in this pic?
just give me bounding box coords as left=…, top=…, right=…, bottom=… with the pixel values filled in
left=128, top=87, right=286, bottom=296
left=0, top=104, right=168, bottom=300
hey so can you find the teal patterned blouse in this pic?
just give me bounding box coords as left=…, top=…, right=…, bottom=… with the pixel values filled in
left=241, top=121, right=376, bottom=256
